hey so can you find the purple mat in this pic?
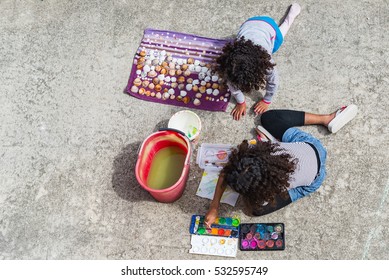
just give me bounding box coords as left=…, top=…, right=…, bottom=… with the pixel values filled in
left=125, top=28, right=232, bottom=112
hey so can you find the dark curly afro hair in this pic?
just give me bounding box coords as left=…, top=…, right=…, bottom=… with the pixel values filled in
left=215, top=37, right=275, bottom=93
left=222, top=140, right=297, bottom=208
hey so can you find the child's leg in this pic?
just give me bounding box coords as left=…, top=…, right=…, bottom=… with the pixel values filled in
left=279, top=3, right=302, bottom=38
left=261, top=109, right=305, bottom=140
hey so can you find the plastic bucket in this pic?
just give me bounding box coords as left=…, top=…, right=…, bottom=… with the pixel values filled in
left=135, top=129, right=191, bottom=203
left=168, top=110, right=201, bottom=143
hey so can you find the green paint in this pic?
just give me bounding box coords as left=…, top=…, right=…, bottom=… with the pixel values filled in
left=218, top=217, right=226, bottom=224
left=232, top=219, right=240, bottom=227
left=146, top=146, right=186, bottom=190
left=198, top=228, right=205, bottom=234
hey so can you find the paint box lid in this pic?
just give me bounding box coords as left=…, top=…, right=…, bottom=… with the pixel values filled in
left=196, top=143, right=234, bottom=171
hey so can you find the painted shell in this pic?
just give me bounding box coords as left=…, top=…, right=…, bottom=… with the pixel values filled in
left=186, top=84, right=193, bottom=91
left=155, top=84, right=162, bottom=92
left=153, top=78, right=160, bottom=85
left=192, top=85, right=199, bottom=92
left=182, top=96, right=190, bottom=104
left=139, top=88, right=146, bottom=95
left=133, top=78, right=142, bottom=87
left=160, top=68, right=167, bottom=75
left=181, top=64, right=188, bottom=71
left=148, top=70, right=157, bottom=77
left=130, top=86, right=139, bottom=93
left=139, top=50, right=147, bottom=57
left=177, top=76, right=186, bottom=83
left=155, top=65, right=162, bottom=72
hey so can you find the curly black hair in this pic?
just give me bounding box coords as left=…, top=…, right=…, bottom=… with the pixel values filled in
left=215, top=37, right=275, bottom=93
left=222, top=140, right=297, bottom=208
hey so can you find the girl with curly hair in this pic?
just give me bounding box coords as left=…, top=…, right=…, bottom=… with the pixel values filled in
left=205, top=105, right=358, bottom=224
left=216, top=3, right=301, bottom=120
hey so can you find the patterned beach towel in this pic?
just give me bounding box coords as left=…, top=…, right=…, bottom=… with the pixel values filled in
left=125, top=28, right=232, bottom=111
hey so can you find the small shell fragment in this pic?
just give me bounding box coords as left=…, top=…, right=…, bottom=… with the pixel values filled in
left=194, top=98, right=201, bottom=106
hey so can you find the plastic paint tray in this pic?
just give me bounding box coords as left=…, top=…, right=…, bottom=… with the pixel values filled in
left=189, top=215, right=240, bottom=238
left=196, top=143, right=234, bottom=171
left=189, top=235, right=238, bottom=258
left=239, top=223, right=285, bottom=251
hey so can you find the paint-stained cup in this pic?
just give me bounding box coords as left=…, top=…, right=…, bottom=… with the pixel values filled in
left=168, top=110, right=202, bottom=144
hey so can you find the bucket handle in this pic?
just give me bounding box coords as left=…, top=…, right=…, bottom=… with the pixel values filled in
left=158, top=128, right=186, bottom=137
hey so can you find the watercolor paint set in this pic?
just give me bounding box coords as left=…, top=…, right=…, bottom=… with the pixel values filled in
left=196, top=143, right=234, bottom=171
left=189, top=215, right=240, bottom=238
left=239, top=223, right=285, bottom=251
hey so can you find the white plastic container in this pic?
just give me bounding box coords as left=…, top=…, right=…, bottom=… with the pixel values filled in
left=168, top=110, right=201, bottom=142
left=196, top=143, right=234, bottom=171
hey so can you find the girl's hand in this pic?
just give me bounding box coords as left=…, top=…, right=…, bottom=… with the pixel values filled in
left=204, top=207, right=218, bottom=229
left=231, top=102, right=246, bottom=120
left=254, top=100, right=270, bottom=115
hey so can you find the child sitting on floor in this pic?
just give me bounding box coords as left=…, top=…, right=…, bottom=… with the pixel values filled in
left=205, top=105, right=358, bottom=224
left=215, top=3, right=301, bottom=120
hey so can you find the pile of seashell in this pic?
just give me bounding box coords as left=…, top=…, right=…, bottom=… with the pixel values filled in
left=130, top=48, right=230, bottom=106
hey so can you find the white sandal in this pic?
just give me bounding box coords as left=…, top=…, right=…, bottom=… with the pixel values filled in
left=328, top=104, right=358, bottom=133
left=256, top=125, right=278, bottom=142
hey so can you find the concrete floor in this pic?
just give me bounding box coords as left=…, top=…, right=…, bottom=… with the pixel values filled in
left=1, top=0, right=388, bottom=260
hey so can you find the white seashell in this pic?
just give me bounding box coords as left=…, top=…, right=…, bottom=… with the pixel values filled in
left=136, top=70, right=141, bottom=75
left=159, top=56, right=166, bottom=62
left=150, top=66, right=155, bottom=71
left=218, top=78, right=223, bottom=83
left=188, top=64, right=195, bottom=71
left=195, top=65, right=202, bottom=72
left=206, top=88, right=212, bottom=95
left=177, top=58, right=184, bottom=65
left=170, top=94, right=175, bottom=100
left=160, top=50, right=166, bottom=56
left=224, top=98, right=228, bottom=102
left=168, top=62, right=175, bottom=69
left=178, top=84, right=185, bottom=90
left=165, top=76, right=171, bottom=82
left=131, top=86, right=139, bottom=93
left=152, top=59, right=159, bottom=66
left=213, top=89, right=220, bottom=96
left=192, top=79, right=200, bottom=85
left=224, top=93, right=230, bottom=97
left=156, top=92, right=162, bottom=99
left=183, top=59, right=187, bottom=64
left=207, top=70, right=212, bottom=76
left=180, top=91, right=187, bottom=97
left=186, top=84, right=193, bottom=91
left=194, top=60, right=200, bottom=66
left=145, top=60, right=152, bottom=66
left=166, top=56, right=173, bottom=62
left=172, top=58, right=177, bottom=63
left=201, top=67, right=208, bottom=73
left=195, top=93, right=202, bottom=98
left=204, top=76, right=211, bottom=82
left=171, top=77, right=177, bottom=82
left=176, top=65, right=181, bottom=70
left=198, top=72, right=206, bottom=80
left=211, top=75, right=218, bottom=82
left=163, top=92, right=170, bottom=99
left=194, top=98, right=201, bottom=106
left=168, top=88, right=175, bottom=95
left=200, top=62, right=206, bottom=67
left=157, top=74, right=165, bottom=80
left=201, top=81, right=207, bottom=86
left=143, top=65, right=151, bottom=73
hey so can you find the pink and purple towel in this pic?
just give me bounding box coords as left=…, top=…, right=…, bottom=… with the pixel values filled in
left=125, top=28, right=231, bottom=112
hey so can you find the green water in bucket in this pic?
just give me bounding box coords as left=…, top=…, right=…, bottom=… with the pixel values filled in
left=146, top=146, right=186, bottom=190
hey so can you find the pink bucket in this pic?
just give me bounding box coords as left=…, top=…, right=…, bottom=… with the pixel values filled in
left=135, top=129, right=191, bottom=203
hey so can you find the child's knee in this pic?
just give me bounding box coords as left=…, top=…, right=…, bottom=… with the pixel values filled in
left=260, top=110, right=277, bottom=130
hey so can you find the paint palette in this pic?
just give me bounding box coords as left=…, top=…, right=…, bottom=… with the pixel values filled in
left=189, top=215, right=240, bottom=238
left=196, top=143, right=234, bottom=171
left=189, top=235, right=238, bottom=258
left=239, top=223, right=285, bottom=251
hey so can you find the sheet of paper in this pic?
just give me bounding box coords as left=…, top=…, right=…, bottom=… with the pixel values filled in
left=196, top=170, right=239, bottom=206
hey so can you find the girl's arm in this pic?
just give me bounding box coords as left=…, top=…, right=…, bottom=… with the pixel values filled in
left=204, top=173, right=227, bottom=227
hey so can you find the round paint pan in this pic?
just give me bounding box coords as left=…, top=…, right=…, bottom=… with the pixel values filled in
left=249, top=240, right=257, bottom=249
left=266, top=240, right=275, bottom=248
left=275, top=239, right=283, bottom=248
left=241, top=239, right=249, bottom=249
left=257, top=239, right=266, bottom=249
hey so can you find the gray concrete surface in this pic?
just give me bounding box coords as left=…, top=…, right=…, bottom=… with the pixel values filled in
left=1, top=0, right=388, bottom=260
